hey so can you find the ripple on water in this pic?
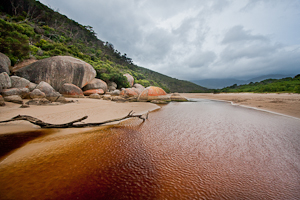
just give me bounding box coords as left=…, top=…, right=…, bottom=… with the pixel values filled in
left=0, top=100, right=300, bottom=199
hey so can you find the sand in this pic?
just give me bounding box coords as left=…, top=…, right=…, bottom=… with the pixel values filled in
left=0, top=98, right=160, bottom=134
left=182, top=93, right=300, bottom=119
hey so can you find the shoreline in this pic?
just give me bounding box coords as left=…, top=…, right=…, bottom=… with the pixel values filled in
left=182, top=93, right=300, bottom=119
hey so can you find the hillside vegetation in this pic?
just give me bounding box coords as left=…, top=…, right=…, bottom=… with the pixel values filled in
left=216, top=75, right=300, bottom=93
left=0, top=0, right=207, bottom=93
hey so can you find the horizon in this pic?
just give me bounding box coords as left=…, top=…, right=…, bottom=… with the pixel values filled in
left=39, top=0, right=300, bottom=81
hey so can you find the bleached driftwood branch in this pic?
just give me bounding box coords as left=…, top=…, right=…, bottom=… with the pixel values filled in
left=0, top=111, right=147, bottom=128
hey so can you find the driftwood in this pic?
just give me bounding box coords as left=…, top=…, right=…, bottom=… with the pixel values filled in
left=0, top=111, right=147, bottom=128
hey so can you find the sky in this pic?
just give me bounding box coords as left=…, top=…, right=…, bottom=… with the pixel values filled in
left=39, top=0, right=300, bottom=81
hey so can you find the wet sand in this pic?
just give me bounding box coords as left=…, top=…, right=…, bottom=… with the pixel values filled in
left=182, top=93, right=300, bottom=119
left=0, top=98, right=159, bottom=165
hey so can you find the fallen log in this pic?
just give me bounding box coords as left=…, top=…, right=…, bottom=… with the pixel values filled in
left=0, top=111, right=147, bottom=128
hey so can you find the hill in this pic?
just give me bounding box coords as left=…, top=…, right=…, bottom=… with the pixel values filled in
left=0, top=0, right=207, bottom=93
left=191, top=74, right=296, bottom=89
left=216, top=75, right=300, bottom=93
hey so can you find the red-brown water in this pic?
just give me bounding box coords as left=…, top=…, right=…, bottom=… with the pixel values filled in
left=1, top=99, right=300, bottom=199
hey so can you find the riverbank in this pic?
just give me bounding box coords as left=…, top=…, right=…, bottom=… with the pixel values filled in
left=182, top=93, right=300, bottom=119
left=0, top=98, right=160, bottom=134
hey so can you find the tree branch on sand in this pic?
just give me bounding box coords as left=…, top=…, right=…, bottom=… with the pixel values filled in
left=0, top=111, right=147, bottom=128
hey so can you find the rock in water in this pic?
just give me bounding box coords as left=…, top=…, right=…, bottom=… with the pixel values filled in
left=170, top=93, right=188, bottom=102
left=15, top=56, right=96, bottom=91
left=123, top=73, right=134, bottom=87
left=0, top=52, right=11, bottom=75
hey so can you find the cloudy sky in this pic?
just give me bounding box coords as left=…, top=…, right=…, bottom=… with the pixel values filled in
left=39, top=0, right=300, bottom=81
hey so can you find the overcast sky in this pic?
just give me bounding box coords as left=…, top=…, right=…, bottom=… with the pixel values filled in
left=39, top=0, right=300, bottom=80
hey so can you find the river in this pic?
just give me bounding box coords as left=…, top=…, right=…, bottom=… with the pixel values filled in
left=1, top=99, right=300, bottom=199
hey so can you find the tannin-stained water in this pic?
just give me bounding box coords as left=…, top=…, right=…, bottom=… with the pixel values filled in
left=0, top=99, right=300, bottom=199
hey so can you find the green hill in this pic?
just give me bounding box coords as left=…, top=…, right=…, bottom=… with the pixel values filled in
left=0, top=0, right=207, bottom=93
left=217, top=75, right=300, bottom=93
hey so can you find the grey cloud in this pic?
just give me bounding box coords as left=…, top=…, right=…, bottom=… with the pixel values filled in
left=39, top=0, right=300, bottom=81
left=220, top=43, right=280, bottom=61
left=188, top=51, right=217, bottom=68
left=222, top=26, right=269, bottom=44
left=134, top=28, right=175, bottom=64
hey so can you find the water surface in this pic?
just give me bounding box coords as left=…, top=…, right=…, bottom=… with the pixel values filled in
left=0, top=99, right=300, bottom=199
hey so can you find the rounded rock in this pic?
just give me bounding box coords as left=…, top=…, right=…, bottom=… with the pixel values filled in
left=15, top=56, right=96, bottom=91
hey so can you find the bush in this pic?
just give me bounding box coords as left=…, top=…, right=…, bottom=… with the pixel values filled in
left=135, top=79, right=150, bottom=87
left=0, top=19, right=31, bottom=64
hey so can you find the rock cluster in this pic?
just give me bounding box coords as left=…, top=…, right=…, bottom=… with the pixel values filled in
left=0, top=54, right=187, bottom=107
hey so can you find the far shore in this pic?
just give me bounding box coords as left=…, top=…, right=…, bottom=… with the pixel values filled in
left=182, top=93, right=300, bottom=119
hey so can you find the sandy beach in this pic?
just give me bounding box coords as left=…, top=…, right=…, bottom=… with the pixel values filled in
left=0, top=98, right=160, bottom=134
left=182, top=93, right=300, bottom=119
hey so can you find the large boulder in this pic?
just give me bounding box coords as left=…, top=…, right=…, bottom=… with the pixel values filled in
left=123, top=73, right=134, bottom=87
left=138, top=86, right=169, bottom=102
left=82, top=78, right=107, bottom=92
left=59, top=83, right=84, bottom=98
left=0, top=72, right=11, bottom=89
left=83, top=89, right=104, bottom=96
left=0, top=53, right=11, bottom=75
left=15, top=56, right=96, bottom=91
left=36, top=81, right=61, bottom=101
left=10, top=76, right=30, bottom=88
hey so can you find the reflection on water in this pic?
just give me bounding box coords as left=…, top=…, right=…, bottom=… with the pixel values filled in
left=0, top=99, right=300, bottom=199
